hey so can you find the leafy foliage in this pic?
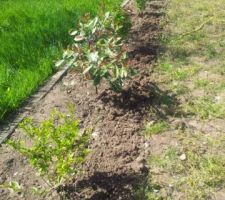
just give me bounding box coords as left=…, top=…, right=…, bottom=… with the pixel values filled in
left=8, top=108, right=90, bottom=188
left=56, top=12, right=135, bottom=92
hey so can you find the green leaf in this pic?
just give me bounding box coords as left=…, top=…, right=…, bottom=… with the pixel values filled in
left=58, top=12, right=135, bottom=92
left=4, top=181, right=22, bottom=193
left=55, top=59, right=64, bottom=68
left=7, top=108, right=91, bottom=187
left=105, top=12, right=110, bottom=20
left=70, top=30, right=78, bottom=36
left=93, top=74, right=101, bottom=86
left=74, top=35, right=85, bottom=42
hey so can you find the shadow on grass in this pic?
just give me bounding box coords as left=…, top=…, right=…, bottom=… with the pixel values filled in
left=149, top=83, right=185, bottom=119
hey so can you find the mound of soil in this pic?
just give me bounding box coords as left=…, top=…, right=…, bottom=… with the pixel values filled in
left=0, top=0, right=165, bottom=199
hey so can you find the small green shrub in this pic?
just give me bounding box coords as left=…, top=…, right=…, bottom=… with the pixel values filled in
left=56, top=12, right=135, bottom=93
left=7, top=108, right=90, bottom=194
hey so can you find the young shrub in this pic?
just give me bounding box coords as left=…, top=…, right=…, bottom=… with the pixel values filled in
left=56, top=12, right=135, bottom=93
left=7, top=108, right=90, bottom=196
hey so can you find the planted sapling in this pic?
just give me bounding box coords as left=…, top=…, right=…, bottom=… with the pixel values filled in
left=7, top=108, right=91, bottom=198
left=56, top=12, right=135, bottom=93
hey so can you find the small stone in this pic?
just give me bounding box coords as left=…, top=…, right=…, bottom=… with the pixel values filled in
left=19, top=172, right=24, bottom=176
left=179, top=153, right=186, bottom=161
left=215, top=96, right=222, bottom=102
left=23, top=159, right=28, bottom=165
left=70, top=80, right=76, bottom=86
left=13, top=172, right=18, bottom=177
left=63, top=81, right=69, bottom=86
left=153, top=189, right=159, bottom=193
left=147, top=121, right=155, bottom=127
left=173, top=120, right=186, bottom=130
left=92, top=132, right=99, bottom=139
left=136, top=156, right=145, bottom=164
left=98, top=104, right=104, bottom=110
left=144, top=142, right=149, bottom=148
left=51, top=190, right=58, bottom=198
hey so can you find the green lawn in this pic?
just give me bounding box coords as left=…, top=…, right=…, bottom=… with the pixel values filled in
left=0, top=0, right=122, bottom=120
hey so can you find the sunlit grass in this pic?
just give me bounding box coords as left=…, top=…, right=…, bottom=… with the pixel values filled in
left=155, top=0, right=225, bottom=118
left=141, top=0, right=225, bottom=199
left=194, top=79, right=210, bottom=88
left=136, top=131, right=225, bottom=200
left=185, top=97, right=225, bottom=119
left=147, top=132, right=225, bottom=200
left=144, top=121, right=167, bottom=136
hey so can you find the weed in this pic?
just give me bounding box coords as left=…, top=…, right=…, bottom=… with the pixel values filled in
left=170, top=82, right=190, bottom=95
left=134, top=179, right=163, bottom=200
left=208, top=81, right=225, bottom=95
left=0, top=181, right=22, bottom=193
left=158, top=60, right=173, bottom=72
left=194, top=79, right=210, bottom=88
left=144, top=121, right=167, bottom=136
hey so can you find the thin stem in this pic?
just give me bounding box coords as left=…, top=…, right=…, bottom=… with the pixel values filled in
left=180, top=18, right=212, bottom=37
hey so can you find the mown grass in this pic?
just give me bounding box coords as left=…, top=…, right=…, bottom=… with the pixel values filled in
left=139, top=0, right=225, bottom=199
left=186, top=96, right=225, bottom=119
left=145, top=131, right=225, bottom=200
left=157, top=0, right=225, bottom=119
left=0, top=0, right=123, bottom=121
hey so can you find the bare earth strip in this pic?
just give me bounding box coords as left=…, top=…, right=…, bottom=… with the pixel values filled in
left=0, top=1, right=166, bottom=200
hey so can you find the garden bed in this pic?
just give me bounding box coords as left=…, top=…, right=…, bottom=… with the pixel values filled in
left=0, top=0, right=165, bottom=199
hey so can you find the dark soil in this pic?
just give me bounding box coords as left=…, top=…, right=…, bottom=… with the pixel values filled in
left=62, top=1, right=166, bottom=199
left=0, top=0, right=166, bottom=199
